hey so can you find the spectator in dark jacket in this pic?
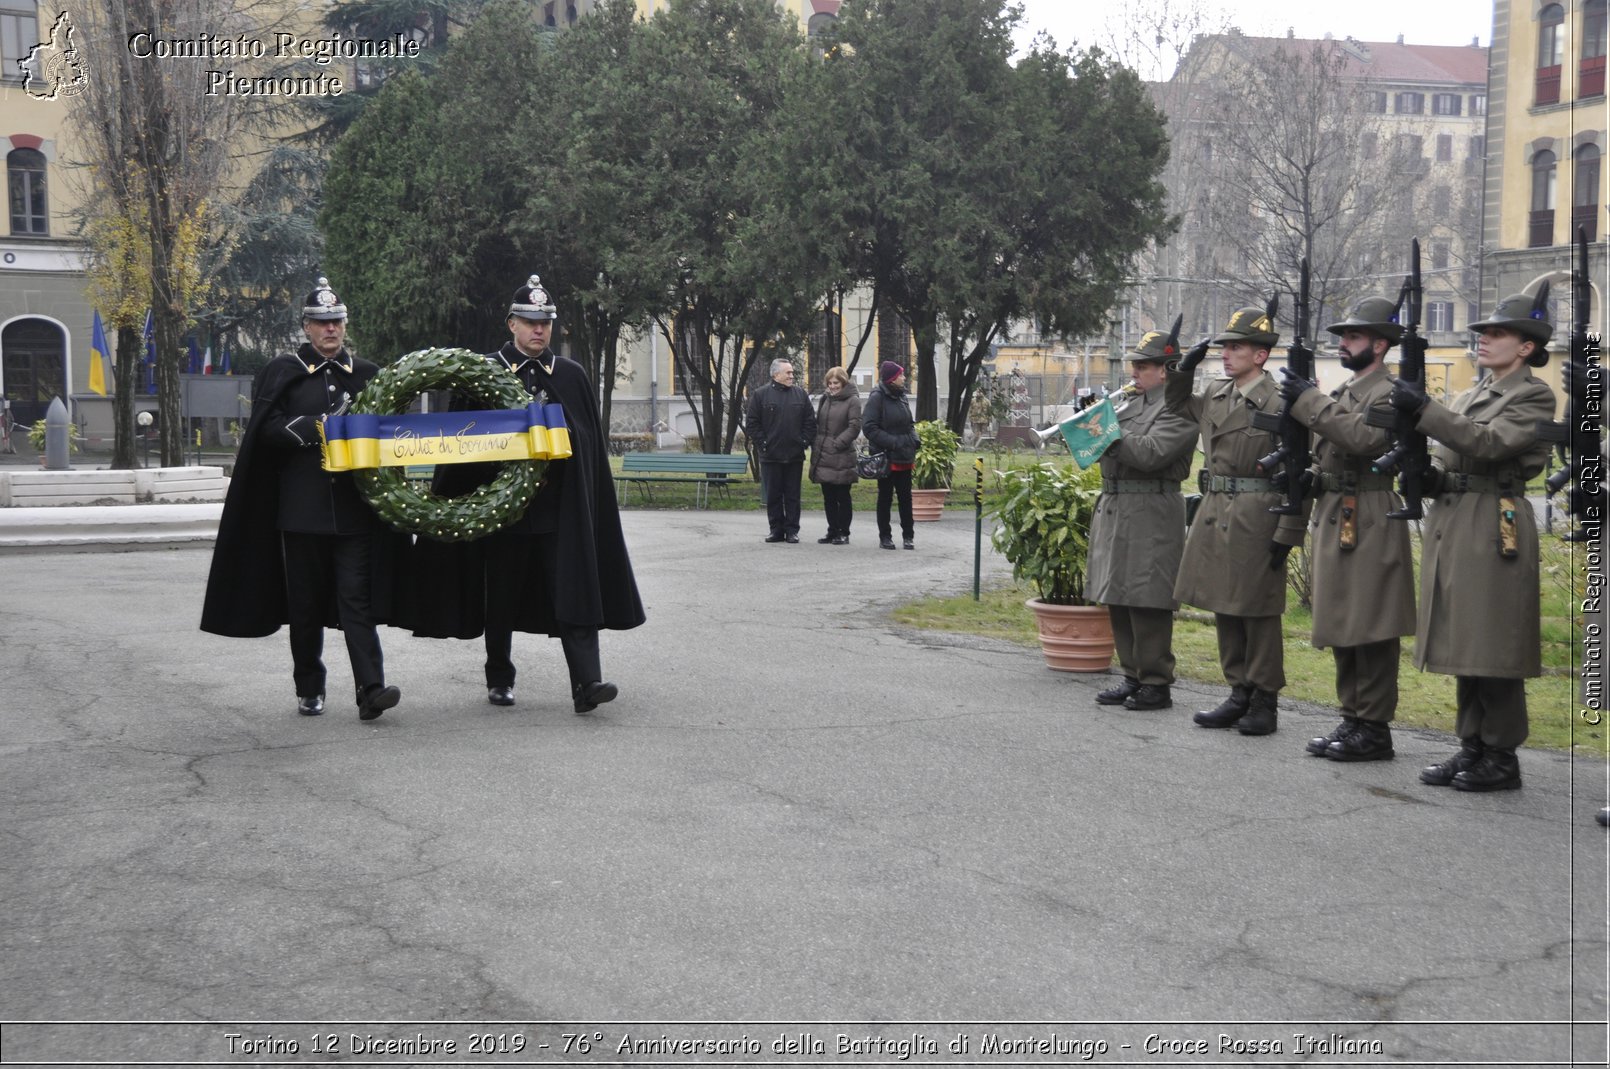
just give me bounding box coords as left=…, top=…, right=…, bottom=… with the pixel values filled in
left=809, top=365, right=861, bottom=544
left=744, top=357, right=817, bottom=543
left=862, top=361, right=920, bottom=550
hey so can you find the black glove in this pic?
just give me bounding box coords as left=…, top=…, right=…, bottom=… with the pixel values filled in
left=1278, top=366, right=1316, bottom=404
left=1177, top=339, right=1210, bottom=375
left=1389, top=377, right=1428, bottom=416
left=1268, top=542, right=1293, bottom=570
left=1563, top=358, right=1594, bottom=406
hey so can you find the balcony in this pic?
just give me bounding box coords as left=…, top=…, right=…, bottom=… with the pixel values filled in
left=1583, top=56, right=1606, bottom=98
left=1530, top=209, right=1556, bottom=247
left=1572, top=204, right=1601, bottom=242
left=1536, top=65, right=1562, bottom=105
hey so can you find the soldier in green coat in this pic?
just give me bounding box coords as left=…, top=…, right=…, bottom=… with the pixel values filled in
left=1389, top=292, right=1558, bottom=791
left=1088, top=325, right=1201, bottom=711
left=1167, top=307, right=1307, bottom=736
left=1279, top=297, right=1417, bottom=762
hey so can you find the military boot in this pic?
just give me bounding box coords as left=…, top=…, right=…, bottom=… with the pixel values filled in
left=1095, top=676, right=1139, bottom=706
left=1420, top=738, right=1483, bottom=786
left=1452, top=747, right=1522, bottom=792
left=1193, top=685, right=1251, bottom=728
left=1325, top=720, right=1394, bottom=762
left=1124, top=684, right=1172, bottom=710
left=1237, top=689, right=1279, bottom=736
left=1306, top=717, right=1356, bottom=756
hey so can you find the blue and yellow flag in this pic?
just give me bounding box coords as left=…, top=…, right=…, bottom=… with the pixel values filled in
left=1057, top=398, right=1122, bottom=470
left=320, top=403, right=573, bottom=472
left=88, top=311, right=111, bottom=396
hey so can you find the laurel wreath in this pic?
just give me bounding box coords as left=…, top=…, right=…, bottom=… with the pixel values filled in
left=350, top=347, right=542, bottom=542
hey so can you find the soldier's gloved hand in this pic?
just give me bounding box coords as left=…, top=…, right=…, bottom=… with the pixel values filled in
left=1176, top=339, right=1210, bottom=375
left=1389, top=377, right=1428, bottom=416
left=1563, top=359, right=1595, bottom=406
left=1277, top=366, right=1316, bottom=404
left=1268, top=542, right=1293, bottom=570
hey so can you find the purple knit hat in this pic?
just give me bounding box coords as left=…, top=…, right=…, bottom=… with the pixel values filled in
left=880, top=361, right=904, bottom=384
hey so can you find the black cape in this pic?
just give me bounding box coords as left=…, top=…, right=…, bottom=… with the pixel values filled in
left=199, top=350, right=406, bottom=638
left=406, top=344, right=645, bottom=639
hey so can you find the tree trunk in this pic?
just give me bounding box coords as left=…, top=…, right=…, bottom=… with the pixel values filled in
left=912, top=313, right=939, bottom=423
left=112, top=325, right=138, bottom=469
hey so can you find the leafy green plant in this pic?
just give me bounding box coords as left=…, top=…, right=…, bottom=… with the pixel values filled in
left=988, top=461, right=1103, bottom=605
left=28, top=419, right=79, bottom=454
left=912, top=420, right=960, bottom=489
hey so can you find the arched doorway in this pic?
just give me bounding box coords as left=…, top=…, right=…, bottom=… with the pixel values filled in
left=2, top=317, right=68, bottom=426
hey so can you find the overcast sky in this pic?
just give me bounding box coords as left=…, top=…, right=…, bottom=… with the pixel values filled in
left=1012, top=0, right=1493, bottom=78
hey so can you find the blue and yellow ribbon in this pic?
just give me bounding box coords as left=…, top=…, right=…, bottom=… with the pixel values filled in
left=320, top=403, right=572, bottom=472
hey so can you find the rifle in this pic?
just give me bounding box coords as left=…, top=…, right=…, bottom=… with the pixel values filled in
left=1370, top=239, right=1431, bottom=520
left=1253, top=261, right=1312, bottom=515
left=1545, top=226, right=1602, bottom=542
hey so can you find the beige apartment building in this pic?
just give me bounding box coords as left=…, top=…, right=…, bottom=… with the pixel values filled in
left=1482, top=0, right=1607, bottom=394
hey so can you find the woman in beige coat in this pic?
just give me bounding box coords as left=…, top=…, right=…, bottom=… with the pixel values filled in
left=809, top=366, right=861, bottom=544
left=1389, top=293, right=1558, bottom=792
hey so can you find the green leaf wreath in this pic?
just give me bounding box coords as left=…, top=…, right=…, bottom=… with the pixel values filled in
left=350, top=347, right=543, bottom=542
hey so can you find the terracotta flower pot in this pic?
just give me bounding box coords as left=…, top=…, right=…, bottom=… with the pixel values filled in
left=1026, top=598, right=1115, bottom=673
left=910, top=487, right=950, bottom=521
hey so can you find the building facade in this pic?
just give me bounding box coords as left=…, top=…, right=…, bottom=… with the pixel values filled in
left=1482, top=0, right=1606, bottom=384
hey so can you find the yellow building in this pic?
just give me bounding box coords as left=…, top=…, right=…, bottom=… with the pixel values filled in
left=1, top=2, right=90, bottom=426
left=1483, top=0, right=1607, bottom=403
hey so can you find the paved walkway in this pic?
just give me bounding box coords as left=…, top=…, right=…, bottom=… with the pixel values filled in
left=0, top=505, right=1606, bottom=1065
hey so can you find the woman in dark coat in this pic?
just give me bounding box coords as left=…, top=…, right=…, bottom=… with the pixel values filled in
left=809, top=365, right=861, bottom=544
left=861, top=361, right=920, bottom=550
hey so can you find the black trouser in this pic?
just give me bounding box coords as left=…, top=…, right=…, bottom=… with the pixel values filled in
left=282, top=531, right=384, bottom=699
left=821, top=483, right=854, bottom=537
left=761, top=458, right=803, bottom=536
left=481, top=529, right=603, bottom=691
left=876, top=469, right=914, bottom=541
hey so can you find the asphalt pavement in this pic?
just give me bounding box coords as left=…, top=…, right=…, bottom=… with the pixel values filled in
left=0, top=499, right=1607, bottom=1066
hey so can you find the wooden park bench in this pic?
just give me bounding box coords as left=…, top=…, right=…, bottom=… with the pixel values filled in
left=617, top=451, right=749, bottom=508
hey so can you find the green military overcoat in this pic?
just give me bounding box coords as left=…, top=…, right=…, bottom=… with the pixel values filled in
left=1414, top=369, right=1556, bottom=678
left=1290, top=365, right=1416, bottom=648
left=1086, top=384, right=1200, bottom=610
left=1166, top=368, right=1306, bottom=616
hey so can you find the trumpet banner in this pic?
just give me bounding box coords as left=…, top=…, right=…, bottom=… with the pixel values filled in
left=1057, top=399, right=1122, bottom=469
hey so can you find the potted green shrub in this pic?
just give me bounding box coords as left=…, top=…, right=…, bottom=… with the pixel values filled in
left=910, top=420, right=959, bottom=520
left=989, top=460, right=1115, bottom=672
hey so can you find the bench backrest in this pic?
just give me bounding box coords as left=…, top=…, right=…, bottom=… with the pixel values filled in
left=620, top=452, right=748, bottom=474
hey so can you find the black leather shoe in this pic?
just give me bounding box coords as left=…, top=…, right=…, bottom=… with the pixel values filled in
left=1452, top=747, right=1522, bottom=792
left=764, top=533, right=786, bottom=543
left=297, top=695, right=325, bottom=717
left=879, top=537, right=896, bottom=550
left=1420, top=739, right=1483, bottom=786
left=574, top=680, right=618, bottom=713
left=1325, top=720, right=1394, bottom=761
left=1237, top=689, right=1278, bottom=735
left=1124, top=684, right=1172, bottom=710
left=1193, top=686, right=1250, bottom=728
left=784, top=534, right=800, bottom=543
left=817, top=534, right=836, bottom=544
left=1598, top=807, right=1610, bottom=828
left=488, top=686, right=515, bottom=706
left=357, top=683, right=400, bottom=721
left=1095, top=677, right=1139, bottom=706
left=830, top=535, right=848, bottom=545
left=1306, top=717, right=1356, bottom=756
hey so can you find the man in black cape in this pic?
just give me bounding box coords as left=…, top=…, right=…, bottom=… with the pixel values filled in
left=411, top=273, right=645, bottom=712
left=200, top=277, right=403, bottom=720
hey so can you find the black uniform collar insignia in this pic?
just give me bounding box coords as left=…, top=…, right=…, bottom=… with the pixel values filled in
left=503, top=346, right=553, bottom=377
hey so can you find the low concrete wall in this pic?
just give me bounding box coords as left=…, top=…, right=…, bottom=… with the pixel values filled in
left=0, top=467, right=227, bottom=507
